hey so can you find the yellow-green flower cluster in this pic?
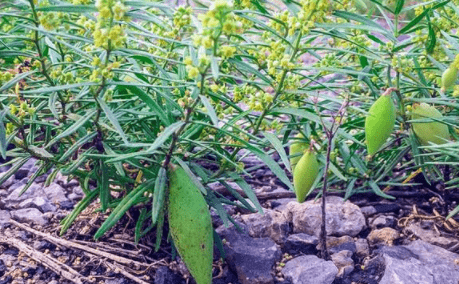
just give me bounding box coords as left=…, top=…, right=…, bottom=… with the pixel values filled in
left=193, top=0, right=241, bottom=49
left=50, top=66, right=75, bottom=84
left=37, top=11, right=70, bottom=30
left=72, top=0, right=91, bottom=4
left=173, top=6, right=192, bottom=29
left=89, top=57, right=121, bottom=82
left=0, top=71, right=14, bottom=85
left=9, top=101, right=35, bottom=119
left=92, top=0, right=128, bottom=49
left=231, top=83, right=274, bottom=112
left=391, top=54, right=414, bottom=74
left=76, top=16, right=96, bottom=35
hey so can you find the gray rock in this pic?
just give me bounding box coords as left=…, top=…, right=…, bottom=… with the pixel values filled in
left=0, top=165, right=11, bottom=173
left=5, top=178, right=28, bottom=193
left=331, top=250, right=354, bottom=278
left=105, top=279, right=129, bottom=284
left=33, top=240, right=53, bottom=250
left=270, top=198, right=296, bottom=211
left=285, top=196, right=365, bottom=237
left=370, top=215, right=396, bottom=229
left=14, top=158, right=37, bottom=180
left=34, top=174, right=48, bottom=184
left=10, top=208, right=48, bottom=226
left=154, top=266, right=185, bottom=284
left=0, top=188, right=8, bottom=198
left=211, top=205, right=237, bottom=227
left=3, top=183, right=45, bottom=208
left=54, top=172, right=79, bottom=188
left=355, top=238, right=370, bottom=259
left=378, top=240, right=459, bottom=284
left=282, top=255, right=338, bottom=284
left=405, top=223, right=458, bottom=249
left=43, top=183, right=68, bottom=204
left=321, top=235, right=356, bottom=254
left=241, top=209, right=290, bottom=244
left=67, top=192, right=83, bottom=202
left=360, top=206, right=377, bottom=217
left=284, top=233, right=318, bottom=255
left=0, top=210, right=11, bottom=228
left=368, top=227, right=400, bottom=246
left=219, top=224, right=281, bottom=284
left=18, top=197, right=56, bottom=213
left=0, top=175, right=16, bottom=189
left=72, top=185, right=84, bottom=195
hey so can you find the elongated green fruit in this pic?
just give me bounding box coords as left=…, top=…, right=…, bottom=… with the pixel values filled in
left=293, top=149, right=319, bottom=203
left=365, top=91, right=396, bottom=155
left=168, top=165, right=213, bottom=284
left=290, top=133, right=308, bottom=172
left=411, top=103, right=450, bottom=145
left=441, top=66, right=458, bottom=92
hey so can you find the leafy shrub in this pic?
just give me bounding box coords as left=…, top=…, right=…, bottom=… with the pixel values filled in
left=1, top=0, right=459, bottom=281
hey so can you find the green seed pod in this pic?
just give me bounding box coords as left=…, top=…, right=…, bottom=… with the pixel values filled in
left=290, top=133, right=308, bottom=172
left=293, top=149, right=319, bottom=203
left=168, top=165, right=213, bottom=284
left=411, top=103, right=450, bottom=145
left=365, top=92, right=396, bottom=155
left=441, top=66, right=458, bottom=92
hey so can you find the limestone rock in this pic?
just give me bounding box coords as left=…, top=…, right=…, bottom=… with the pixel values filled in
left=218, top=222, right=281, bottom=284
left=331, top=250, right=354, bottom=278
left=378, top=240, right=459, bottom=284
left=241, top=208, right=290, bottom=244
left=283, top=233, right=318, bottom=255
left=285, top=196, right=365, bottom=237
left=282, top=255, right=338, bottom=284
left=368, top=227, right=399, bottom=246
left=10, top=208, right=48, bottom=226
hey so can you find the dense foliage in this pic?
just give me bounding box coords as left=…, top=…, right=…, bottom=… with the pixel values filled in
left=1, top=0, right=459, bottom=277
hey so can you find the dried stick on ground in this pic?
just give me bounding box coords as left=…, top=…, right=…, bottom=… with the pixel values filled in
left=104, top=260, right=151, bottom=284
left=0, top=236, right=90, bottom=284
left=10, top=219, right=155, bottom=269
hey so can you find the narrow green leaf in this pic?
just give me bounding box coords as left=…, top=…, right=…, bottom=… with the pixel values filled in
left=102, top=142, right=125, bottom=177
left=46, top=109, right=97, bottom=148
left=58, top=132, right=97, bottom=163
left=18, top=161, right=48, bottom=197
left=399, top=8, right=429, bottom=34
left=0, top=71, right=36, bottom=93
left=94, top=179, right=154, bottom=240
left=60, top=188, right=100, bottom=235
left=96, top=98, right=129, bottom=145
left=154, top=208, right=165, bottom=252
left=263, top=132, right=291, bottom=173
left=147, top=121, right=184, bottom=152
left=247, top=145, right=294, bottom=191
left=28, top=145, right=54, bottom=159
left=368, top=180, right=395, bottom=200
left=99, top=160, right=110, bottom=212
left=199, top=95, right=218, bottom=126
left=36, top=5, right=97, bottom=12
left=211, top=56, right=219, bottom=80
left=174, top=157, right=207, bottom=195
left=135, top=208, right=148, bottom=244
left=152, top=167, right=167, bottom=226
left=0, top=157, right=30, bottom=185
left=394, top=0, right=405, bottom=14
left=228, top=172, right=264, bottom=214
left=0, top=110, right=6, bottom=160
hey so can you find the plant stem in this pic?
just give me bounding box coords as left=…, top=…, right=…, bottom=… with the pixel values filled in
left=28, top=0, right=67, bottom=120
left=319, top=133, right=333, bottom=260
left=253, top=30, right=303, bottom=136
left=162, top=69, right=208, bottom=170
